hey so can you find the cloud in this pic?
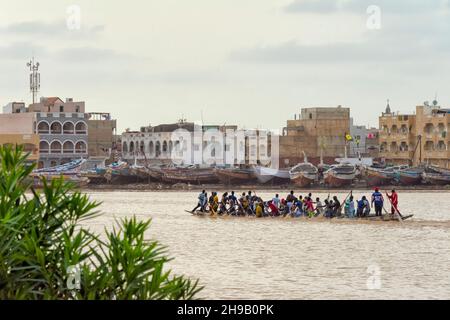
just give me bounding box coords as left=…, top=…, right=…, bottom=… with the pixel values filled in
left=284, top=0, right=450, bottom=14
left=0, top=42, right=48, bottom=60
left=0, top=20, right=105, bottom=39
left=54, top=46, right=127, bottom=63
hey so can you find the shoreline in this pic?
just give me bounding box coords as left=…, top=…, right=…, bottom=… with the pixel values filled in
left=83, top=183, right=450, bottom=193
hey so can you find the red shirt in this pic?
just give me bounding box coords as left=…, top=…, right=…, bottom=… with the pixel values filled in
left=389, top=192, right=398, bottom=205
left=269, top=202, right=279, bottom=215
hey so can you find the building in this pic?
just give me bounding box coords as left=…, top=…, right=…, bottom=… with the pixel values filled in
left=31, top=97, right=88, bottom=168
left=121, top=120, right=272, bottom=166
left=379, top=100, right=450, bottom=168
left=349, top=118, right=379, bottom=158
left=279, top=106, right=350, bottom=166
left=87, top=112, right=117, bottom=158
left=0, top=112, right=39, bottom=162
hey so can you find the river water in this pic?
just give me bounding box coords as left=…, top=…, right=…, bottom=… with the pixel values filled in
left=82, top=190, right=450, bottom=300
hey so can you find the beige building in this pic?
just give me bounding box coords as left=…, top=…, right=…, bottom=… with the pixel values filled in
left=279, top=106, right=351, bottom=166
left=0, top=112, right=39, bottom=161
left=87, top=112, right=117, bottom=157
left=0, top=134, right=40, bottom=161
left=379, top=102, right=450, bottom=168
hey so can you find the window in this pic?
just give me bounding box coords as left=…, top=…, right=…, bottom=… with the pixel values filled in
left=60, top=106, right=64, bottom=112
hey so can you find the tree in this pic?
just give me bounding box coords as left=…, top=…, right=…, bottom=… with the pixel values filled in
left=0, top=145, right=202, bottom=300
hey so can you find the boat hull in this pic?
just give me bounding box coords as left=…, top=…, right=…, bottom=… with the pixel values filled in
left=365, top=168, right=393, bottom=186
left=290, top=172, right=316, bottom=187
left=422, top=172, right=450, bottom=185
left=398, top=172, right=422, bottom=185
left=324, top=171, right=355, bottom=187
left=214, top=168, right=256, bottom=185
left=161, top=168, right=219, bottom=184
left=253, top=166, right=290, bottom=184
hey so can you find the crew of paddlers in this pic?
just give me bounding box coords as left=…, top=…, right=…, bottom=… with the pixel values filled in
left=191, top=188, right=402, bottom=219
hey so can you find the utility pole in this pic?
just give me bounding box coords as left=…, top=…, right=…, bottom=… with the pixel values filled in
left=27, top=57, right=40, bottom=104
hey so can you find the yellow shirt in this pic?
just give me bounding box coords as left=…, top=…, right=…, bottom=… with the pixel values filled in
left=255, top=205, right=263, bottom=217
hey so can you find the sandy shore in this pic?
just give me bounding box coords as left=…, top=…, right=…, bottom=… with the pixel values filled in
left=84, top=182, right=450, bottom=192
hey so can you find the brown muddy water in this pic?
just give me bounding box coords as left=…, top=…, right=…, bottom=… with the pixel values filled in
left=82, top=190, right=450, bottom=299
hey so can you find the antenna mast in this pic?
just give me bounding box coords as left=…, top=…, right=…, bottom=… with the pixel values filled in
left=27, top=57, right=40, bottom=104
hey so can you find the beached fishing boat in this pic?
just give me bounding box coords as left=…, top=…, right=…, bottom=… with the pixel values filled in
left=397, top=167, right=424, bottom=185
left=323, top=163, right=356, bottom=187
left=365, top=167, right=395, bottom=186
left=161, top=166, right=219, bottom=184
left=422, top=172, right=450, bottom=185
left=31, top=159, right=90, bottom=187
left=213, top=167, right=256, bottom=185
left=289, top=163, right=318, bottom=187
left=252, top=166, right=291, bottom=184
left=104, top=161, right=141, bottom=184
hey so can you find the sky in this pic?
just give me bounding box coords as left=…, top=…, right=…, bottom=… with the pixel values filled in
left=1, top=0, right=449, bottom=132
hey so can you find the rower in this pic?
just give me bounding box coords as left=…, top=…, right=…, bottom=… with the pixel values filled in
left=191, top=190, right=206, bottom=213
left=371, top=188, right=384, bottom=217
left=286, top=191, right=297, bottom=211
left=272, top=194, right=281, bottom=209
left=386, top=189, right=401, bottom=217
left=332, top=196, right=341, bottom=217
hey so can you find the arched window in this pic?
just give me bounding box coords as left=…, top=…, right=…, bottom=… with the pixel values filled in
left=380, top=142, right=387, bottom=152
left=129, top=141, right=135, bottom=153
left=437, top=141, right=447, bottom=151
left=391, top=125, right=398, bottom=134
left=75, top=122, right=87, bottom=134
left=63, top=141, right=75, bottom=154
left=390, top=142, right=398, bottom=152
left=37, top=121, right=50, bottom=134
left=75, top=141, right=87, bottom=154
left=400, top=124, right=408, bottom=134
left=155, top=141, right=161, bottom=157
left=400, top=142, right=408, bottom=152
left=162, top=141, right=168, bottom=153
left=424, top=124, right=434, bottom=135
left=39, top=141, right=49, bottom=154
left=140, top=141, right=145, bottom=153
left=424, top=141, right=434, bottom=151
left=149, top=141, right=154, bottom=156
left=50, top=122, right=62, bottom=134
left=50, top=141, right=62, bottom=153
left=122, top=142, right=128, bottom=153
left=63, top=122, right=74, bottom=134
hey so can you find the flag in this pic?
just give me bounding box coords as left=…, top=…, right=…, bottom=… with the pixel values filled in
left=345, top=133, right=353, bottom=141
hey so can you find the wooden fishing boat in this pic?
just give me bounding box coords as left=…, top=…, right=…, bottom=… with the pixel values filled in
left=147, top=166, right=164, bottom=181
left=186, top=210, right=413, bottom=221
left=365, top=167, right=394, bottom=186
left=323, top=163, right=356, bottom=187
left=422, top=172, right=450, bottom=185
left=289, top=163, right=318, bottom=187
left=252, top=166, right=291, bottom=184
left=398, top=167, right=424, bottom=185
left=80, top=171, right=107, bottom=184
left=213, top=167, right=256, bottom=185
left=31, top=174, right=90, bottom=188
left=161, top=166, right=219, bottom=184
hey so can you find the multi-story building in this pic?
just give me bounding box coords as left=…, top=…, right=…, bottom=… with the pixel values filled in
left=87, top=112, right=117, bottom=158
left=121, top=120, right=272, bottom=166
left=379, top=101, right=450, bottom=168
left=279, top=106, right=350, bottom=166
left=2, top=97, right=89, bottom=168
left=0, top=112, right=40, bottom=162
left=31, top=97, right=88, bottom=168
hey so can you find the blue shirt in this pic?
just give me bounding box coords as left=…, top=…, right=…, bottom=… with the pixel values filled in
left=372, top=192, right=383, bottom=205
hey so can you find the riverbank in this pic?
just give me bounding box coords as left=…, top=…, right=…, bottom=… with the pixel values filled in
left=84, top=182, right=450, bottom=192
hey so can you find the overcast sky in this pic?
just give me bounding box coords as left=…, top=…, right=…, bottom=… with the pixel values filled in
left=1, top=0, right=449, bottom=132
